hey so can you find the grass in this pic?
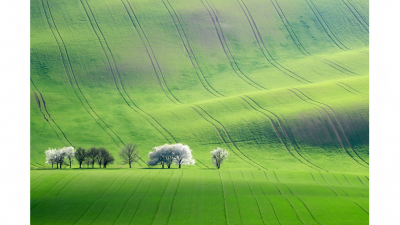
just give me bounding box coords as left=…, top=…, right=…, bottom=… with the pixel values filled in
left=31, top=0, right=368, bottom=223
left=31, top=169, right=368, bottom=225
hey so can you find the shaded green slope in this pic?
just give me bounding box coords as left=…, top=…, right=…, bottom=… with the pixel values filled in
left=31, top=0, right=368, bottom=173
left=31, top=169, right=369, bottom=225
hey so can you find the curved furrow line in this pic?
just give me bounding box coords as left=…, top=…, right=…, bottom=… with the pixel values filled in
left=240, top=170, right=266, bottom=225
left=42, top=0, right=124, bottom=149
left=227, top=171, right=244, bottom=224
left=30, top=173, right=47, bottom=184
left=270, top=0, right=357, bottom=75
left=332, top=174, right=344, bottom=186
left=165, top=170, right=184, bottom=225
left=124, top=0, right=181, bottom=104
left=194, top=157, right=210, bottom=169
left=321, top=181, right=368, bottom=213
left=31, top=78, right=72, bottom=146
left=90, top=171, right=138, bottom=224
left=365, top=176, right=369, bottom=180
left=82, top=0, right=175, bottom=148
left=342, top=174, right=352, bottom=186
left=237, top=0, right=311, bottom=84
left=346, top=0, right=369, bottom=26
left=33, top=90, right=66, bottom=146
left=112, top=171, right=151, bottom=225
left=200, top=0, right=266, bottom=90
left=251, top=171, right=282, bottom=225
left=337, top=82, right=369, bottom=97
left=292, top=88, right=369, bottom=166
left=243, top=95, right=328, bottom=172
left=150, top=171, right=174, bottom=225
left=120, top=0, right=175, bottom=104
left=264, top=171, right=306, bottom=225
left=334, top=82, right=367, bottom=98
left=168, top=0, right=225, bottom=97
left=162, top=0, right=222, bottom=98
left=129, top=170, right=162, bottom=224
left=31, top=173, right=62, bottom=193
left=342, top=0, right=369, bottom=33
left=305, top=0, right=350, bottom=50
left=288, top=89, right=368, bottom=168
left=344, top=197, right=369, bottom=214
left=218, top=171, right=228, bottom=225
left=31, top=172, right=83, bottom=210
left=195, top=104, right=267, bottom=169
left=73, top=171, right=128, bottom=225
left=280, top=182, right=322, bottom=225
left=189, top=106, right=258, bottom=169
left=310, top=172, right=320, bottom=184
left=357, top=176, right=368, bottom=188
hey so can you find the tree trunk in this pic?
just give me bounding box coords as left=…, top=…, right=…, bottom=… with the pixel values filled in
left=168, top=164, right=170, bottom=169
left=70, top=161, right=71, bottom=168
left=129, top=162, right=131, bottom=168
left=104, top=164, right=106, bottom=168
left=162, top=164, right=164, bottom=169
left=57, top=163, right=58, bottom=169
left=52, top=163, right=53, bottom=168
left=79, top=163, right=81, bottom=169
left=179, top=164, right=181, bottom=169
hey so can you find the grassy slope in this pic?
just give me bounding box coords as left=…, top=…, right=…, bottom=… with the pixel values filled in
left=31, top=169, right=369, bottom=225
left=31, top=0, right=368, bottom=224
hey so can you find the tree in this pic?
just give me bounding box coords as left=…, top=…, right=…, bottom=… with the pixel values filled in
left=75, top=147, right=86, bottom=168
left=86, top=147, right=98, bottom=168
left=102, top=149, right=115, bottom=168
left=45, top=148, right=57, bottom=168
left=147, top=143, right=195, bottom=169
left=172, top=143, right=195, bottom=169
left=95, top=147, right=106, bottom=168
left=147, top=145, right=166, bottom=168
left=55, top=147, right=67, bottom=169
left=211, top=147, right=229, bottom=169
left=119, top=143, right=138, bottom=168
left=62, top=146, right=75, bottom=168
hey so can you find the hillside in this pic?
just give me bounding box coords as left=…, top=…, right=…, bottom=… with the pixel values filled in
left=30, top=0, right=368, bottom=223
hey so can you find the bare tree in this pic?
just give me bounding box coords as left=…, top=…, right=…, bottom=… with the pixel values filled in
left=75, top=147, right=86, bottom=168
left=119, top=143, right=138, bottom=168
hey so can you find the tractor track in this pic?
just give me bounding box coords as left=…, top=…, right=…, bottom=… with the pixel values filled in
left=270, top=0, right=357, bottom=76
left=240, top=96, right=326, bottom=172
left=189, top=106, right=259, bottom=169
left=292, top=88, right=369, bottom=166
left=195, top=104, right=269, bottom=170
left=342, top=0, right=369, bottom=33
left=163, top=0, right=223, bottom=98
left=200, top=0, right=266, bottom=90
left=305, top=0, right=350, bottom=50
left=82, top=0, right=178, bottom=148
left=42, top=0, right=125, bottom=149
left=288, top=88, right=368, bottom=169
left=237, top=0, right=311, bottom=84
left=122, top=0, right=181, bottom=104
left=31, top=78, right=72, bottom=146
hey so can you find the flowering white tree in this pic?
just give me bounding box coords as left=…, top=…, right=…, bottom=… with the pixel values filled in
left=147, top=143, right=195, bottom=169
left=45, top=148, right=57, bottom=168
left=172, top=143, right=195, bottom=168
left=211, top=147, right=229, bottom=169
left=62, top=146, right=75, bottom=168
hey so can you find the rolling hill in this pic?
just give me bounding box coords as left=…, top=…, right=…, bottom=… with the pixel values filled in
left=30, top=0, right=369, bottom=224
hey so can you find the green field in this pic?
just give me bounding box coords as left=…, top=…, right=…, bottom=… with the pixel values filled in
left=30, top=0, right=369, bottom=224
